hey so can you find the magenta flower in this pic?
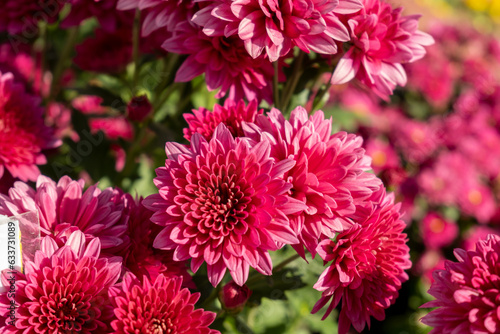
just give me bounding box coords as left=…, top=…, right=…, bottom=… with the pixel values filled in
left=0, top=0, right=61, bottom=34
left=0, top=72, right=60, bottom=182
left=0, top=175, right=130, bottom=251
left=244, top=106, right=381, bottom=257
left=74, top=28, right=133, bottom=74
left=311, top=190, right=411, bottom=334
left=193, top=0, right=363, bottom=61
left=163, top=21, right=276, bottom=102
left=144, top=124, right=303, bottom=286
left=331, top=0, right=434, bottom=99
left=0, top=231, right=122, bottom=332
left=364, top=137, right=400, bottom=173
left=420, top=212, right=458, bottom=250
left=184, top=99, right=263, bottom=141
left=109, top=273, right=219, bottom=333
left=421, top=234, right=500, bottom=334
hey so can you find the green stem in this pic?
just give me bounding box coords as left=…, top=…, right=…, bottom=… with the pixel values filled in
left=49, top=27, right=79, bottom=101
left=311, top=70, right=334, bottom=111
left=202, top=286, right=220, bottom=309
left=131, top=9, right=141, bottom=96
left=273, top=61, right=281, bottom=109
left=281, top=51, right=305, bottom=112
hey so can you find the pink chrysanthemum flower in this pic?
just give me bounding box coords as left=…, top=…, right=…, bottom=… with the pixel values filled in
left=124, top=198, right=194, bottom=288
left=164, top=21, right=277, bottom=102
left=331, top=0, right=434, bottom=99
left=311, top=190, right=411, bottom=334
left=192, top=0, right=363, bottom=61
left=243, top=106, right=381, bottom=257
left=108, top=273, right=219, bottom=333
left=0, top=175, right=130, bottom=251
left=421, top=234, right=500, bottom=334
left=0, top=0, right=61, bottom=34
left=0, top=231, right=122, bottom=332
left=420, top=212, right=458, bottom=250
left=183, top=99, right=263, bottom=141
left=144, top=124, right=303, bottom=286
left=0, top=72, right=60, bottom=182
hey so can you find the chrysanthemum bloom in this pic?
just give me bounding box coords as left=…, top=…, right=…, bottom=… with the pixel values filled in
left=74, top=28, right=133, bottom=74
left=124, top=198, right=194, bottom=288
left=0, top=175, right=130, bottom=251
left=0, top=231, right=122, bottom=332
left=311, top=190, right=411, bottom=334
left=0, top=72, right=60, bottom=182
left=243, top=106, right=381, bottom=257
left=462, top=226, right=500, bottom=251
left=144, top=124, right=303, bottom=286
left=458, top=183, right=497, bottom=224
left=0, top=0, right=62, bottom=34
left=184, top=99, right=263, bottom=141
left=192, top=0, right=363, bottom=61
left=420, top=212, right=458, bottom=249
left=331, top=0, right=434, bottom=99
left=62, top=0, right=134, bottom=32
left=164, top=21, right=276, bottom=102
left=108, top=273, right=219, bottom=333
left=421, top=234, right=500, bottom=333
left=364, top=137, right=400, bottom=173
left=391, top=117, right=440, bottom=163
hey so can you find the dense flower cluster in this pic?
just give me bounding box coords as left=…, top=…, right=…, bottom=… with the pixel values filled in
left=421, top=234, right=500, bottom=333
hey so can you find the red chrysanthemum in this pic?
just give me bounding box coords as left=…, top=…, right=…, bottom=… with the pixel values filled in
left=0, top=0, right=62, bottom=34
left=163, top=21, right=277, bottom=102
left=108, top=273, right=219, bottom=333
left=311, top=189, right=411, bottom=334
left=0, top=72, right=60, bottom=182
left=183, top=99, right=263, bottom=141
left=144, top=124, right=304, bottom=286
left=243, top=106, right=381, bottom=257
left=421, top=234, right=500, bottom=334
left=0, top=175, right=130, bottom=252
left=0, top=231, right=122, bottom=333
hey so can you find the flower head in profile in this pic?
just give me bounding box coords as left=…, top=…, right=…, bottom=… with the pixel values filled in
left=243, top=106, right=381, bottom=257
left=192, top=0, right=363, bottom=61
left=144, top=124, right=303, bottom=286
left=0, top=72, right=60, bottom=182
left=184, top=99, right=263, bottom=141
left=331, top=0, right=434, bottom=99
left=0, top=231, right=122, bottom=332
left=311, top=189, right=411, bottom=334
left=421, top=234, right=500, bottom=334
left=0, top=175, right=130, bottom=252
left=163, top=21, right=278, bottom=102
left=108, top=273, right=219, bottom=333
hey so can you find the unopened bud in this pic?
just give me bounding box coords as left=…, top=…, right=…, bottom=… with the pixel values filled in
left=218, top=281, right=252, bottom=313
left=127, top=95, right=152, bottom=122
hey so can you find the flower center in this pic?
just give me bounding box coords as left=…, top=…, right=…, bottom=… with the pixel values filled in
left=148, top=317, right=176, bottom=334
left=48, top=296, right=89, bottom=332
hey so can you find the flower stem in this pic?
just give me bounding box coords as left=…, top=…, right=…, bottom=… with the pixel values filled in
left=273, top=61, right=281, bottom=109
left=311, top=70, right=334, bottom=111
left=245, top=252, right=302, bottom=287
left=49, top=27, right=79, bottom=102
left=281, top=51, right=305, bottom=112
left=131, top=9, right=141, bottom=96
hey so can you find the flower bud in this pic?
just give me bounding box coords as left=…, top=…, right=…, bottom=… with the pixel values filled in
left=127, top=95, right=152, bottom=122
left=218, top=281, right=252, bottom=313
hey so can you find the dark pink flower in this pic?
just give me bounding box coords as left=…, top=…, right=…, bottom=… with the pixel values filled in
left=63, top=0, right=134, bottom=32
left=311, top=190, right=411, bottom=334
left=331, top=0, right=434, bottom=99
left=74, top=28, right=133, bottom=74
left=193, top=0, right=363, bottom=61
left=127, top=95, right=153, bottom=122
left=421, top=234, right=500, bottom=334
left=0, top=0, right=62, bottom=34
left=144, top=124, right=303, bottom=286
left=108, top=273, right=219, bottom=333
left=89, top=118, right=134, bottom=141
left=164, top=21, right=276, bottom=102
left=0, top=72, right=60, bottom=182
left=364, top=137, right=399, bottom=173
left=46, top=102, right=80, bottom=141
left=0, top=175, right=130, bottom=251
left=183, top=99, right=263, bottom=141
left=420, top=212, right=458, bottom=249
left=458, top=183, right=497, bottom=224
left=243, top=106, right=381, bottom=257
left=219, top=280, right=252, bottom=313
left=462, top=226, right=500, bottom=251
left=415, top=249, right=446, bottom=285
left=0, top=231, right=122, bottom=332
left=391, top=117, right=440, bottom=163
